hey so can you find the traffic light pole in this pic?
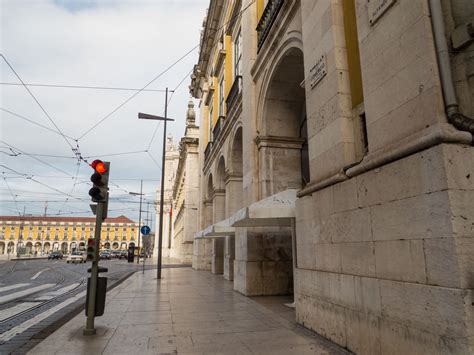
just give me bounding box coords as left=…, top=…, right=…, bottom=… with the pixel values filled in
left=137, top=179, right=143, bottom=264
left=84, top=201, right=104, bottom=335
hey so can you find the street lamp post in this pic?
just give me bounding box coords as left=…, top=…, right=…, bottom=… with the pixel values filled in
left=129, top=179, right=143, bottom=264
left=138, top=87, right=174, bottom=279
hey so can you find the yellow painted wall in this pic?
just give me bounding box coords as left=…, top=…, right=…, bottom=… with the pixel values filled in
left=225, top=35, right=233, bottom=97
left=58, top=227, right=65, bottom=240
left=343, top=0, right=364, bottom=108
left=5, top=226, right=11, bottom=240
left=257, top=0, right=264, bottom=21
left=67, top=227, right=73, bottom=241
left=22, top=226, right=30, bottom=239
left=32, top=226, right=38, bottom=239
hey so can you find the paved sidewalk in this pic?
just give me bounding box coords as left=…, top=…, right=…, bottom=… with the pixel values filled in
left=28, top=268, right=349, bottom=355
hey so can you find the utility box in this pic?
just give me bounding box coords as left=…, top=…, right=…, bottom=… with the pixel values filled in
left=85, top=276, right=107, bottom=316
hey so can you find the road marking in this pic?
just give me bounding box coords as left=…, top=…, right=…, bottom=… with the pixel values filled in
left=0, top=284, right=55, bottom=304
left=34, top=283, right=80, bottom=301
left=0, top=283, right=30, bottom=294
left=0, top=290, right=86, bottom=343
left=0, top=302, right=42, bottom=322
left=31, top=268, right=49, bottom=280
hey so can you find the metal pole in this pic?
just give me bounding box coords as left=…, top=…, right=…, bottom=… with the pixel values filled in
left=157, top=88, right=168, bottom=279
left=84, top=201, right=104, bottom=335
left=137, top=179, right=143, bottom=264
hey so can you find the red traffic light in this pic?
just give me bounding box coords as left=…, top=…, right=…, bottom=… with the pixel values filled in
left=87, top=238, right=95, bottom=247
left=91, top=160, right=107, bottom=174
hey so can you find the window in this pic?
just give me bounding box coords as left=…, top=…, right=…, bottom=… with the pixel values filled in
left=209, top=104, right=214, bottom=141
left=218, top=75, right=225, bottom=116
left=234, top=29, right=242, bottom=78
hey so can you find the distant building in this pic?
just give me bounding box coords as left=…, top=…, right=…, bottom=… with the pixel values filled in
left=155, top=134, right=180, bottom=258
left=0, top=215, right=137, bottom=255
left=170, top=99, right=200, bottom=264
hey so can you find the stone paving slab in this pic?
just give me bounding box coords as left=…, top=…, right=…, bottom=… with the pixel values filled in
left=27, top=268, right=350, bottom=355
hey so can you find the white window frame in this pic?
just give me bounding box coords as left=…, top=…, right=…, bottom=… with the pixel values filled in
left=218, top=74, right=225, bottom=116
left=234, top=28, right=242, bottom=78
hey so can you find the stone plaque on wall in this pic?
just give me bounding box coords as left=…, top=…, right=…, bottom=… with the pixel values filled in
left=310, top=55, right=327, bottom=90
left=368, top=0, right=396, bottom=26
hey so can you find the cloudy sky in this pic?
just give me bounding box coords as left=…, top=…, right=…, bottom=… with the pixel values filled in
left=0, top=0, right=208, bottom=230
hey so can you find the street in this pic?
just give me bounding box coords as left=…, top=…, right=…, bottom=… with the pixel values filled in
left=0, top=258, right=163, bottom=354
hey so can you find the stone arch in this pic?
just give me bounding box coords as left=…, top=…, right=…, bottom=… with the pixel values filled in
left=228, top=126, right=243, bottom=175
left=206, top=173, right=214, bottom=200
left=25, top=242, right=33, bottom=254
left=215, top=155, right=226, bottom=191
left=258, top=45, right=309, bottom=196
left=61, top=242, right=68, bottom=254
left=52, top=242, right=59, bottom=251
left=43, top=242, right=51, bottom=253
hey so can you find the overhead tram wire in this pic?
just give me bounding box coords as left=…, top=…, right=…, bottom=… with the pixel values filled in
left=0, top=141, right=76, bottom=177
left=77, top=44, right=199, bottom=141
left=146, top=67, right=195, bottom=151
left=0, top=108, right=76, bottom=140
left=77, top=0, right=256, bottom=142
left=0, top=55, right=77, bottom=153
left=0, top=82, right=166, bottom=92
left=1, top=174, right=21, bottom=215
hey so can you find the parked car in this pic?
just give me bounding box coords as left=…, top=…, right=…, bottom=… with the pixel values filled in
left=48, top=251, right=63, bottom=260
left=100, top=251, right=111, bottom=260
left=66, top=251, right=86, bottom=264
left=119, top=250, right=128, bottom=259
left=111, top=250, right=121, bottom=259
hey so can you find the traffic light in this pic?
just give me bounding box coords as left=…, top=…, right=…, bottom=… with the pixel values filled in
left=89, top=160, right=110, bottom=203
left=86, top=238, right=96, bottom=261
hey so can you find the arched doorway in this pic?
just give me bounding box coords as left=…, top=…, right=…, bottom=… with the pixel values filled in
left=112, top=242, right=119, bottom=250
left=61, top=242, right=68, bottom=254
left=0, top=242, right=5, bottom=254
left=104, top=242, right=110, bottom=250
left=78, top=242, right=85, bottom=251
left=7, top=242, right=14, bottom=254
left=70, top=242, right=77, bottom=253
left=25, top=242, right=33, bottom=255
left=120, top=242, right=127, bottom=250
left=260, top=47, right=309, bottom=196
left=52, top=242, right=59, bottom=251
left=43, top=242, right=51, bottom=253
left=34, top=242, right=41, bottom=254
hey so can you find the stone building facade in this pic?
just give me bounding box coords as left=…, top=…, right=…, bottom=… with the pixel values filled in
left=169, top=100, right=200, bottom=264
left=155, top=135, right=180, bottom=258
left=0, top=215, right=137, bottom=256
left=190, top=0, right=474, bottom=354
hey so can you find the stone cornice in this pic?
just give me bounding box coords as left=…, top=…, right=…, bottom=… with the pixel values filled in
left=255, top=135, right=305, bottom=150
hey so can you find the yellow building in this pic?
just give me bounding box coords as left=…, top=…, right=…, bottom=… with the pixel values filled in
left=0, top=215, right=137, bottom=256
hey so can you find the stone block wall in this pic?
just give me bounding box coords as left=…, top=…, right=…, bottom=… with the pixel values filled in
left=192, top=238, right=212, bottom=271
left=295, top=144, right=474, bottom=354
left=234, top=227, right=293, bottom=296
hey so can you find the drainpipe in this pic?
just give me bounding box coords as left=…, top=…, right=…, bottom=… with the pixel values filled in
left=429, top=0, right=474, bottom=138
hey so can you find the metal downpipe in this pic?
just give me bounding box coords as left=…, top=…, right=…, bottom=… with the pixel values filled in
left=429, top=0, right=474, bottom=136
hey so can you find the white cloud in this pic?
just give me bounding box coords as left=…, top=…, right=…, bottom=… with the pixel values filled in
left=0, top=0, right=207, bottom=225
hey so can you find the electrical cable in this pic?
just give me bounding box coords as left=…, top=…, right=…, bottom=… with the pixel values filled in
left=0, top=108, right=77, bottom=140
left=0, top=82, right=166, bottom=92
left=1, top=55, right=76, bottom=152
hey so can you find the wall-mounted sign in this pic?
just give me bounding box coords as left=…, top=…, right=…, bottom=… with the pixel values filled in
left=368, top=0, right=396, bottom=26
left=310, top=55, right=327, bottom=90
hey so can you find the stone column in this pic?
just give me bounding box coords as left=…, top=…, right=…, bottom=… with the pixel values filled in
left=223, top=235, right=235, bottom=280
left=211, top=238, right=224, bottom=274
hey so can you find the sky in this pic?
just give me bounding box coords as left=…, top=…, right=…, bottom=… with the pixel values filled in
left=0, top=0, right=208, bottom=231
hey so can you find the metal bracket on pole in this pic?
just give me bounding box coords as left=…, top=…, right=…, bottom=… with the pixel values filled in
left=84, top=201, right=104, bottom=335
